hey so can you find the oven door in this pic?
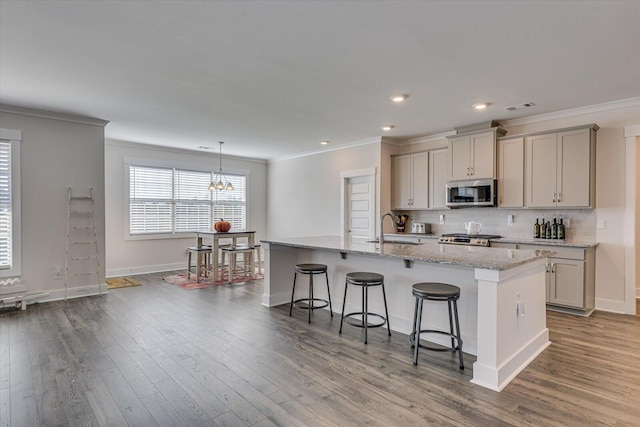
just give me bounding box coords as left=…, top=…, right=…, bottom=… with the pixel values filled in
left=446, top=179, right=496, bottom=207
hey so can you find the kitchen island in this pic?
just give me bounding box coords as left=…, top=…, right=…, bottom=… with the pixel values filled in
left=261, top=236, right=552, bottom=392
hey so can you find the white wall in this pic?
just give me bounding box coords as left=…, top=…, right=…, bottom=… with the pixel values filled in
left=104, top=139, right=267, bottom=277
left=267, top=142, right=381, bottom=239
left=0, top=106, right=106, bottom=300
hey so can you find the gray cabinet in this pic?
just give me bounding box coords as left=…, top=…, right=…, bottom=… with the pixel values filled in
left=392, top=149, right=446, bottom=210
left=524, top=125, right=598, bottom=208
left=497, top=137, right=524, bottom=208
left=517, top=244, right=595, bottom=316
left=447, top=130, right=502, bottom=180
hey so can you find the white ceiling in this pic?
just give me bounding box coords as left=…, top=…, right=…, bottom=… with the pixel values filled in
left=1, top=1, right=639, bottom=160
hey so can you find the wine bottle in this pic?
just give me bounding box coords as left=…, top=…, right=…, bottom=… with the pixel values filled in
left=551, top=218, right=557, bottom=239
left=558, top=217, right=565, bottom=240
left=534, top=218, right=540, bottom=238
left=545, top=221, right=551, bottom=239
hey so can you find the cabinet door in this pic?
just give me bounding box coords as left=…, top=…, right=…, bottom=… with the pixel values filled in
left=470, top=131, right=496, bottom=179
left=548, top=258, right=585, bottom=308
left=498, top=137, right=524, bottom=207
left=429, top=149, right=448, bottom=209
left=526, top=133, right=558, bottom=207
left=448, top=135, right=471, bottom=181
left=557, top=128, right=591, bottom=207
left=393, top=155, right=412, bottom=209
left=410, top=152, right=429, bottom=209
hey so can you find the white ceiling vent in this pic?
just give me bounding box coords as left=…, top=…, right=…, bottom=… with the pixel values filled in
left=506, top=102, right=536, bottom=111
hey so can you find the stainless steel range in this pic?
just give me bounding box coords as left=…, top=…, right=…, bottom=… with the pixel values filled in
left=438, top=233, right=502, bottom=247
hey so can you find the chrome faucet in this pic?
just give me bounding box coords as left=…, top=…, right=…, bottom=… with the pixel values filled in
left=380, top=212, right=394, bottom=245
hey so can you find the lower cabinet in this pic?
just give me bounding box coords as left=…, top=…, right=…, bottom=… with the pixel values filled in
left=493, top=242, right=596, bottom=315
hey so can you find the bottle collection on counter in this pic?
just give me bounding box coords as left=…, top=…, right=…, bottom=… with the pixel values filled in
left=534, top=217, right=565, bottom=240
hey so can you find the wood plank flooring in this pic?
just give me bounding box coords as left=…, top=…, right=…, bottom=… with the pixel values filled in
left=1, top=272, right=638, bottom=426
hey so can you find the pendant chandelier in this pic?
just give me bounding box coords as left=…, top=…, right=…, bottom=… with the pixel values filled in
left=208, top=141, right=234, bottom=191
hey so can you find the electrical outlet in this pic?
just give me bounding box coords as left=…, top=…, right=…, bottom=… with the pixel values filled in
left=439, top=214, right=445, bottom=224
left=53, top=266, right=62, bottom=280
left=597, top=219, right=606, bottom=229
left=564, top=218, right=570, bottom=228
left=507, top=214, right=513, bottom=227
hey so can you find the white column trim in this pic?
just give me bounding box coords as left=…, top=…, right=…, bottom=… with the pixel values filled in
left=624, top=124, right=640, bottom=313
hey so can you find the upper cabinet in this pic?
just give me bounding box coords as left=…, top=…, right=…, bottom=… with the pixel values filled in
left=497, top=137, right=524, bottom=208
left=447, top=128, right=506, bottom=181
left=392, top=149, right=446, bottom=210
left=429, top=148, right=448, bottom=209
left=392, top=152, right=429, bottom=209
left=524, top=125, right=597, bottom=208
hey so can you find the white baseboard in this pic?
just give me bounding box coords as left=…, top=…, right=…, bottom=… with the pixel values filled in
left=107, top=262, right=185, bottom=278
left=39, top=284, right=107, bottom=303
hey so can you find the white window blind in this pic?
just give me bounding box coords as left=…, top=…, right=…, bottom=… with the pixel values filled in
left=212, top=174, right=246, bottom=231
left=130, top=166, right=173, bottom=234
left=175, top=169, right=211, bottom=232
left=0, top=141, right=11, bottom=268
left=129, top=164, right=247, bottom=235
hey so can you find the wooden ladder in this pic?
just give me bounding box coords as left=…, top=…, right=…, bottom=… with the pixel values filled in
left=65, top=188, right=102, bottom=300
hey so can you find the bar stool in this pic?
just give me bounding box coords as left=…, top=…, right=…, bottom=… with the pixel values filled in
left=187, top=246, right=212, bottom=279
left=339, top=272, right=391, bottom=344
left=289, top=264, right=333, bottom=323
left=410, top=282, right=464, bottom=369
left=221, top=246, right=255, bottom=284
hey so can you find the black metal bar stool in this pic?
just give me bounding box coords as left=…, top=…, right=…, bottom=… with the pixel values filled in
left=289, top=263, right=333, bottom=323
left=339, top=272, right=391, bottom=344
left=410, top=282, right=464, bottom=369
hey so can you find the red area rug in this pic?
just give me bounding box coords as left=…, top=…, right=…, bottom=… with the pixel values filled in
left=163, top=271, right=263, bottom=290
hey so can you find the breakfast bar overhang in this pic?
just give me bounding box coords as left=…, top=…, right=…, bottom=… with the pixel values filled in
left=261, top=236, right=552, bottom=392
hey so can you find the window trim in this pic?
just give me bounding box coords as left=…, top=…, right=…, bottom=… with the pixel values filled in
left=124, top=158, right=250, bottom=240
left=0, top=129, right=22, bottom=278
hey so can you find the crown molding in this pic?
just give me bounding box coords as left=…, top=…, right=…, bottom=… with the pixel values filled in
left=0, top=104, right=109, bottom=127
left=500, top=97, right=640, bottom=127
left=106, top=138, right=268, bottom=164
left=397, top=130, right=455, bottom=146
left=269, top=136, right=381, bottom=163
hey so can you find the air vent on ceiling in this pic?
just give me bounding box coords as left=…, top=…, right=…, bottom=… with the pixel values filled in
left=506, top=102, right=535, bottom=111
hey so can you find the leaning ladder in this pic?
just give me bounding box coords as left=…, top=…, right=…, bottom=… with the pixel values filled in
left=65, top=187, right=102, bottom=300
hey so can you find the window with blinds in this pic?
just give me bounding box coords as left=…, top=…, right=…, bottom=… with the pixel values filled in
left=129, top=164, right=247, bottom=235
left=0, top=141, right=11, bottom=269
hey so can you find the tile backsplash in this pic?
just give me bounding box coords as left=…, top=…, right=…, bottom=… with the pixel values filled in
left=396, top=208, right=596, bottom=241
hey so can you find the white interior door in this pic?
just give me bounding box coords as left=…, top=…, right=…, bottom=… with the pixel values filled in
left=346, top=175, right=374, bottom=240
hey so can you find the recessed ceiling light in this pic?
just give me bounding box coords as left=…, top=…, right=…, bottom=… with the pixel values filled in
left=473, top=102, right=489, bottom=110
left=320, top=140, right=329, bottom=145
left=390, top=94, right=408, bottom=103
left=381, top=125, right=395, bottom=131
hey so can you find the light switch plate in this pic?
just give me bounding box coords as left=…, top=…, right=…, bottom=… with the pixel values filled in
left=597, top=219, right=606, bottom=229
left=439, top=214, right=445, bottom=224
left=507, top=214, right=513, bottom=226
left=564, top=218, right=570, bottom=228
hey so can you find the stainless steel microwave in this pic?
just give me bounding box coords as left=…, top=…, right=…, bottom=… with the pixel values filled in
left=446, top=178, right=497, bottom=208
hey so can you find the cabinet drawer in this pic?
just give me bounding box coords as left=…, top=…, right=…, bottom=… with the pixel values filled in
left=518, top=244, right=585, bottom=260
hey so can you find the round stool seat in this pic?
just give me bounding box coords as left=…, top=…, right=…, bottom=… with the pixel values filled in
left=412, top=282, right=460, bottom=299
left=295, top=263, right=328, bottom=274
left=346, top=272, right=384, bottom=285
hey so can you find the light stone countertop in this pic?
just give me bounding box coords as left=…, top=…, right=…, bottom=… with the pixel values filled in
left=383, top=232, right=597, bottom=248
left=261, top=236, right=553, bottom=271
left=492, top=237, right=598, bottom=248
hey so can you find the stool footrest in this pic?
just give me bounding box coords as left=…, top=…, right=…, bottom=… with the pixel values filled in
left=409, top=330, right=462, bottom=352
left=343, top=312, right=387, bottom=328
left=292, top=298, right=329, bottom=310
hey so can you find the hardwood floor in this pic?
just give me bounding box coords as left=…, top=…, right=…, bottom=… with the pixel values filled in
left=1, top=272, right=639, bottom=426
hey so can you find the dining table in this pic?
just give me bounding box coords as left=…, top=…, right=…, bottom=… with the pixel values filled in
left=194, top=230, right=256, bottom=282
